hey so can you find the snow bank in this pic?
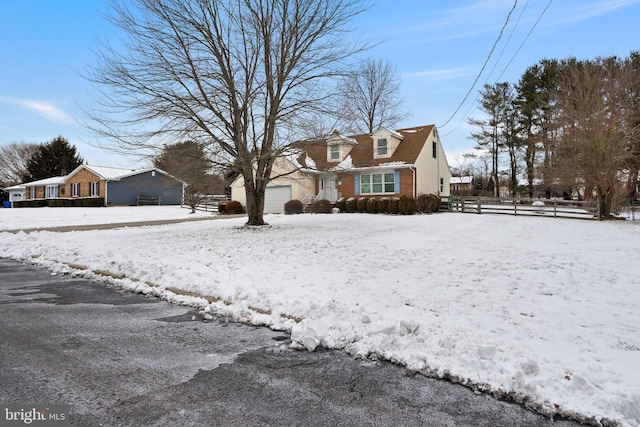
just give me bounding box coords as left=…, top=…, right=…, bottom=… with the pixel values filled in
left=1, top=208, right=639, bottom=426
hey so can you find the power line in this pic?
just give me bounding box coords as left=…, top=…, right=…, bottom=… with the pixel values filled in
left=495, top=0, right=553, bottom=82
left=441, top=0, right=554, bottom=137
left=438, top=0, right=519, bottom=129
left=441, top=1, right=530, bottom=138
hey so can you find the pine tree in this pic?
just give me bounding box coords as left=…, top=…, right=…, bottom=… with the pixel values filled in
left=22, top=136, right=84, bottom=181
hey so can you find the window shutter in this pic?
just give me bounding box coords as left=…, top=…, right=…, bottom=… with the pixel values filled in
left=394, top=171, right=400, bottom=193
left=354, top=175, right=360, bottom=195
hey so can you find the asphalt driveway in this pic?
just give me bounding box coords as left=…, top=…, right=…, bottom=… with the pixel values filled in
left=0, top=258, right=582, bottom=426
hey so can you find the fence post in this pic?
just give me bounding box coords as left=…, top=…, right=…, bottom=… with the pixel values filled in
left=554, top=200, right=557, bottom=218
left=514, top=199, right=517, bottom=216
left=477, top=197, right=482, bottom=214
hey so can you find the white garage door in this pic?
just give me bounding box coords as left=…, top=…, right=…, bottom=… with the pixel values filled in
left=264, top=185, right=292, bottom=214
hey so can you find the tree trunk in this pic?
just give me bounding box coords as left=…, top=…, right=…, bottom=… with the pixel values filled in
left=244, top=184, right=267, bottom=226
left=596, top=188, right=613, bottom=218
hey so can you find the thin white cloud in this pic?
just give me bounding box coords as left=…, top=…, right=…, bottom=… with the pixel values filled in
left=549, top=0, right=640, bottom=25
left=0, top=96, right=74, bottom=124
left=408, top=68, right=471, bottom=82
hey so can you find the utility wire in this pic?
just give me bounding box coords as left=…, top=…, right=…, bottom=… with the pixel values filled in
left=441, top=1, right=529, bottom=137
left=438, top=0, right=518, bottom=129
left=441, top=0, right=553, bottom=137
left=495, top=0, right=553, bottom=82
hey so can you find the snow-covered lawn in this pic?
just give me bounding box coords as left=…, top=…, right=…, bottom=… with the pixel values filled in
left=1, top=206, right=639, bottom=426
left=0, top=205, right=213, bottom=231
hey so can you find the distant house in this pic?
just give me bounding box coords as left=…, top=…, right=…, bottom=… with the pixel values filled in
left=231, top=125, right=451, bottom=213
left=450, top=176, right=474, bottom=195
left=15, top=165, right=184, bottom=207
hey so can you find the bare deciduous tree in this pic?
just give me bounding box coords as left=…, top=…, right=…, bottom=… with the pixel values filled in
left=553, top=56, right=639, bottom=217
left=338, top=58, right=408, bottom=134
left=0, top=142, right=40, bottom=185
left=85, top=0, right=369, bottom=225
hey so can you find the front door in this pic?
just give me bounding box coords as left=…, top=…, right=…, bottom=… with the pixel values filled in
left=320, top=176, right=338, bottom=202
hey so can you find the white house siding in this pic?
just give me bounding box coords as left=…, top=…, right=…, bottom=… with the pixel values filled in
left=230, top=158, right=316, bottom=210
left=414, top=129, right=451, bottom=197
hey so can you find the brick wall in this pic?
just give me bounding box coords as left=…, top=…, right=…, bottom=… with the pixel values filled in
left=64, top=169, right=105, bottom=198
left=398, top=169, right=414, bottom=197
left=337, top=174, right=355, bottom=198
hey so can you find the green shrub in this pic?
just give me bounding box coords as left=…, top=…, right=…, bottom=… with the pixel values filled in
left=82, top=198, right=105, bottom=207
left=345, top=197, right=358, bottom=213
left=14, top=199, right=47, bottom=208
left=417, top=193, right=440, bottom=213
left=357, top=197, right=368, bottom=213
left=284, top=199, right=303, bottom=214
left=311, top=199, right=332, bottom=214
left=334, top=198, right=346, bottom=213
left=378, top=197, right=389, bottom=214
left=225, top=200, right=244, bottom=214
left=388, top=197, right=399, bottom=214
left=366, top=197, right=379, bottom=214
left=398, top=195, right=417, bottom=215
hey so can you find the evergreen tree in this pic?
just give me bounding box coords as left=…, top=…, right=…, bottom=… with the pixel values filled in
left=468, top=83, right=515, bottom=197
left=153, top=141, right=226, bottom=212
left=22, top=136, right=84, bottom=181
left=515, top=59, right=560, bottom=197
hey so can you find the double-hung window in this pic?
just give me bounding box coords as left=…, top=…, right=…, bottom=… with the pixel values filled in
left=90, top=181, right=100, bottom=197
left=30, top=187, right=36, bottom=199
left=377, top=138, right=388, bottom=156
left=360, top=172, right=395, bottom=194
left=71, top=183, right=80, bottom=197
left=330, top=145, right=340, bottom=161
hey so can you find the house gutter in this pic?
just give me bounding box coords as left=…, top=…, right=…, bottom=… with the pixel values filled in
left=410, top=166, right=417, bottom=198
left=330, top=164, right=412, bottom=174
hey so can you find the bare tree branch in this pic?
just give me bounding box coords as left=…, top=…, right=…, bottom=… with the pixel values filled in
left=83, top=0, right=371, bottom=225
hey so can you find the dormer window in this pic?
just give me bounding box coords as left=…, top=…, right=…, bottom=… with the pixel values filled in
left=330, top=145, right=340, bottom=161
left=377, top=138, right=388, bottom=156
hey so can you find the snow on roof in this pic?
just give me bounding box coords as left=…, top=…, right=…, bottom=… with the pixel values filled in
left=375, top=126, right=405, bottom=140
left=304, top=155, right=317, bottom=169
left=330, top=154, right=353, bottom=171
left=23, top=176, right=68, bottom=187
left=328, top=130, right=358, bottom=145
left=3, top=184, right=25, bottom=191
left=450, top=176, right=473, bottom=184
left=281, top=148, right=304, bottom=169
left=378, top=161, right=407, bottom=167
left=83, top=165, right=140, bottom=180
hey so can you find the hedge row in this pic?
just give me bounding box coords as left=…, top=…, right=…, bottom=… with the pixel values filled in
left=14, top=198, right=105, bottom=208
left=334, top=194, right=441, bottom=215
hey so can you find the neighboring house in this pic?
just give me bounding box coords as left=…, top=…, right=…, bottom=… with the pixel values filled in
left=18, top=165, right=184, bottom=206
left=231, top=125, right=451, bottom=213
left=450, top=176, right=474, bottom=195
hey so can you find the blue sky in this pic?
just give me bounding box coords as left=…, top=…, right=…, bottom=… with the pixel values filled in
left=1, top=0, right=639, bottom=169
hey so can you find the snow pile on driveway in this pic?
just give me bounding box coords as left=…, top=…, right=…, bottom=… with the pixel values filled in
left=1, top=207, right=639, bottom=426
